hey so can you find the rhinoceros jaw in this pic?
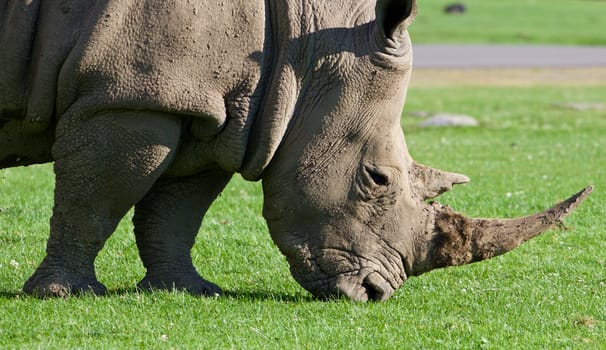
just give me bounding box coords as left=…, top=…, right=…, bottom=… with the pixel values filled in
left=411, top=186, right=593, bottom=276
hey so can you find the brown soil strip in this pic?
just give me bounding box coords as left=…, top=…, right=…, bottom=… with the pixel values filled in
left=410, top=67, right=606, bottom=87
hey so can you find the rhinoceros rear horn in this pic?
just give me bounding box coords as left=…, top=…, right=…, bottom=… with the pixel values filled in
left=411, top=186, right=593, bottom=275
left=375, top=0, right=417, bottom=39
left=411, top=162, right=470, bottom=200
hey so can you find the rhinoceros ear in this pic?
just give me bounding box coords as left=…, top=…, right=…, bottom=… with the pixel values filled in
left=375, top=0, right=416, bottom=41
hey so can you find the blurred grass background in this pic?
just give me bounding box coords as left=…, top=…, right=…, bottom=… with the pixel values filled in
left=410, top=0, right=606, bottom=45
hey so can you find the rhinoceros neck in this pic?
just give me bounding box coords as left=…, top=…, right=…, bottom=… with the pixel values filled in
left=240, top=0, right=374, bottom=180
left=239, top=0, right=305, bottom=180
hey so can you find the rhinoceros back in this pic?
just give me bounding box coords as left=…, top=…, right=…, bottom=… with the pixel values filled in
left=1, top=0, right=268, bottom=171
left=58, top=0, right=268, bottom=173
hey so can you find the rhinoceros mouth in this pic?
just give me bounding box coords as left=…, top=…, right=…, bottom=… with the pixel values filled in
left=288, top=247, right=407, bottom=302
left=295, top=269, right=398, bottom=302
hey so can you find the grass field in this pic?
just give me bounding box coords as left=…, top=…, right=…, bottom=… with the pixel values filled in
left=1, top=85, right=604, bottom=348
left=410, top=0, right=606, bottom=46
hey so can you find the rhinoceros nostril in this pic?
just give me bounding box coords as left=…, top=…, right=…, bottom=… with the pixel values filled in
left=361, top=280, right=384, bottom=301
left=361, top=272, right=394, bottom=302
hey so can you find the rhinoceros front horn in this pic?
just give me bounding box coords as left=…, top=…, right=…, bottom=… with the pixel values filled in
left=410, top=186, right=593, bottom=275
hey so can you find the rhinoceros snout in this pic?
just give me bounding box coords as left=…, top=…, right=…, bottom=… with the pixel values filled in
left=277, top=237, right=407, bottom=302
left=291, top=265, right=397, bottom=302
left=315, top=272, right=395, bottom=302
left=358, top=272, right=395, bottom=302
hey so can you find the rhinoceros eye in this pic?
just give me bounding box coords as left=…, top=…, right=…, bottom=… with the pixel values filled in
left=365, top=165, right=391, bottom=187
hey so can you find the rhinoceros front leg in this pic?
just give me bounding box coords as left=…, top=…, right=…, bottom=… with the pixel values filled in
left=133, top=169, right=232, bottom=296
left=23, top=111, right=181, bottom=297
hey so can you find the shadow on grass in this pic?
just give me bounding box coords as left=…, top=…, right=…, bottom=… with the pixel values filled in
left=0, top=286, right=314, bottom=302
left=0, top=291, right=22, bottom=299
left=222, top=290, right=315, bottom=302
left=107, top=287, right=315, bottom=302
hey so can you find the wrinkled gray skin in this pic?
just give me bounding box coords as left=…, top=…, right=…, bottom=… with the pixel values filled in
left=0, top=0, right=591, bottom=301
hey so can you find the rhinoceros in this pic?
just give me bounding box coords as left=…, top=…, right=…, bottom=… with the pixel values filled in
left=0, top=0, right=592, bottom=301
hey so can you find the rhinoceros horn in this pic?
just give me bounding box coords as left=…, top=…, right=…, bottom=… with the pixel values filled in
left=411, top=162, right=470, bottom=200
left=410, top=185, right=593, bottom=275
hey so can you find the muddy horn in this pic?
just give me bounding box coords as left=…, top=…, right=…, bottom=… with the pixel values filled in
left=410, top=186, right=593, bottom=275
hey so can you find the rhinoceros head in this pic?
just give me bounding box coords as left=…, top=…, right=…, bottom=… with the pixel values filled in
left=247, top=0, right=591, bottom=301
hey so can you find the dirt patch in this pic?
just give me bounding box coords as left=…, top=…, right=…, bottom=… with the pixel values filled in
left=410, top=67, right=606, bottom=87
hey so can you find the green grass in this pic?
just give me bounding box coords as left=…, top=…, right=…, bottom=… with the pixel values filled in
left=1, top=85, right=605, bottom=348
left=410, top=0, right=606, bottom=46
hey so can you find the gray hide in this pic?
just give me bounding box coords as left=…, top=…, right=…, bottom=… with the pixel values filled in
left=0, top=0, right=591, bottom=301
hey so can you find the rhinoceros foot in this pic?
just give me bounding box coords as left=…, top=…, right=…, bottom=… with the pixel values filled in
left=137, top=272, right=222, bottom=297
left=23, top=268, right=107, bottom=298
